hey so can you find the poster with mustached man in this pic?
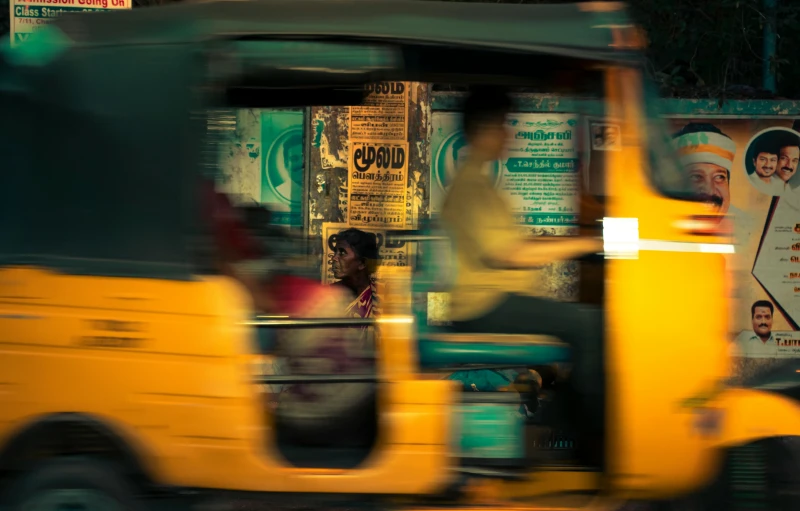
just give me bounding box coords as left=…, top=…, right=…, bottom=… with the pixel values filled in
left=668, top=118, right=800, bottom=371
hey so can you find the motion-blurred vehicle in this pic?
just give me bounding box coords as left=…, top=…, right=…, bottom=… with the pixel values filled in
left=0, top=1, right=799, bottom=510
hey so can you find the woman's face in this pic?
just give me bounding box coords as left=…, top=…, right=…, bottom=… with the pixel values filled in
left=331, top=241, right=364, bottom=280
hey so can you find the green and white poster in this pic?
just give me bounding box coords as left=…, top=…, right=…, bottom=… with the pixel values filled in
left=502, top=113, right=580, bottom=227
left=431, top=112, right=579, bottom=226
left=430, top=112, right=501, bottom=215
left=260, top=110, right=304, bottom=227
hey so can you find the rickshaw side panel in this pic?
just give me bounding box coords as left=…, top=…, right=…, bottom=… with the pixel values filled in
left=0, top=269, right=260, bottom=480
left=0, top=267, right=457, bottom=494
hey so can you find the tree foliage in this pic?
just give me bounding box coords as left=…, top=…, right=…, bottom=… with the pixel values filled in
left=628, top=0, right=799, bottom=99
left=436, top=0, right=800, bottom=99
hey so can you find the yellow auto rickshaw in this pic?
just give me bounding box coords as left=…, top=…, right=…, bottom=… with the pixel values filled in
left=0, top=1, right=799, bottom=510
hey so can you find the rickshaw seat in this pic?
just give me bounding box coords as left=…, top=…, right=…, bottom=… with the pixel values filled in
left=403, top=222, right=572, bottom=369
left=417, top=329, right=570, bottom=368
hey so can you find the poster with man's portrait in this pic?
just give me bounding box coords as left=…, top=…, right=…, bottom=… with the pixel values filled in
left=666, top=117, right=800, bottom=383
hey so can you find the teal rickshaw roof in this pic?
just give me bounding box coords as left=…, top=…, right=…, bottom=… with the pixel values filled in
left=50, top=0, right=639, bottom=63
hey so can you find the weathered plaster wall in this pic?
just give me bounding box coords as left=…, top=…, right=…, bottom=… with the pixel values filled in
left=307, top=105, right=349, bottom=232
left=218, top=109, right=262, bottom=204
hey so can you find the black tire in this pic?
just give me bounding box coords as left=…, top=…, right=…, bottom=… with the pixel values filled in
left=2, top=457, right=144, bottom=511
left=761, top=436, right=800, bottom=510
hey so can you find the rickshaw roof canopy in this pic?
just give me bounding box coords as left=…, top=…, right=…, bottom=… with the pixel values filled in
left=55, top=0, right=637, bottom=63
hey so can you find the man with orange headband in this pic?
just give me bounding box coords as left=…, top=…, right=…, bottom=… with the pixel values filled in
left=672, top=122, right=737, bottom=218
left=671, top=122, right=757, bottom=239
left=672, top=122, right=755, bottom=352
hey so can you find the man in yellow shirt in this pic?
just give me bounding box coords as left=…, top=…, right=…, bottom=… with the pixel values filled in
left=441, top=86, right=604, bottom=464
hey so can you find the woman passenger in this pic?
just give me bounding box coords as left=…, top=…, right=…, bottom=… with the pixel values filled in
left=330, top=228, right=380, bottom=320
left=273, top=228, right=380, bottom=449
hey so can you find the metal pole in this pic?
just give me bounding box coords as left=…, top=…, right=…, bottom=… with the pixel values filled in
left=763, top=0, right=777, bottom=93
left=302, top=106, right=312, bottom=237
left=246, top=317, right=378, bottom=328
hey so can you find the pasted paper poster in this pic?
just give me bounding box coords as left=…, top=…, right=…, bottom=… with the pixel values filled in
left=666, top=118, right=800, bottom=366
left=431, top=111, right=580, bottom=226
left=349, top=82, right=409, bottom=143
left=347, top=142, right=408, bottom=229
left=10, top=0, right=131, bottom=46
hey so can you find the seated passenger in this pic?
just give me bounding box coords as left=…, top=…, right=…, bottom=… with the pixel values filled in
left=440, top=86, right=604, bottom=463
left=273, top=228, right=380, bottom=449
left=208, top=199, right=380, bottom=450
left=330, top=228, right=380, bottom=319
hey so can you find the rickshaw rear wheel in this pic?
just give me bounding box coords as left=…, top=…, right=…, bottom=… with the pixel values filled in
left=652, top=436, right=800, bottom=511
left=2, top=457, right=144, bottom=511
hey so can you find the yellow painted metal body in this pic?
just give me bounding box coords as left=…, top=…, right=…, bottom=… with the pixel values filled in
left=0, top=267, right=456, bottom=494
left=601, top=66, right=730, bottom=498
left=599, top=64, right=800, bottom=500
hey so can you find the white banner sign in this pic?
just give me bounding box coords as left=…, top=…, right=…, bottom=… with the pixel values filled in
left=10, top=0, right=131, bottom=46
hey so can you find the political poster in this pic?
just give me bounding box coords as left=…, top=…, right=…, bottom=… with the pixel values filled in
left=349, top=82, right=409, bottom=143
left=430, top=111, right=580, bottom=228
left=347, top=142, right=408, bottom=229
left=666, top=118, right=800, bottom=365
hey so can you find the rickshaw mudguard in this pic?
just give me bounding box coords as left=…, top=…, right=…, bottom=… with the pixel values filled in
left=713, top=387, right=800, bottom=448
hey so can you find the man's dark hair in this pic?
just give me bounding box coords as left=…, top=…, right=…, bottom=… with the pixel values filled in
left=751, top=300, right=774, bottom=317
left=462, top=86, right=513, bottom=140
left=335, top=228, right=379, bottom=274
left=282, top=131, right=304, bottom=171
left=777, top=130, right=800, bottom=152
left=752, top=137, right=780, bottom=160
left=672, top=122, right=732, bottom=180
